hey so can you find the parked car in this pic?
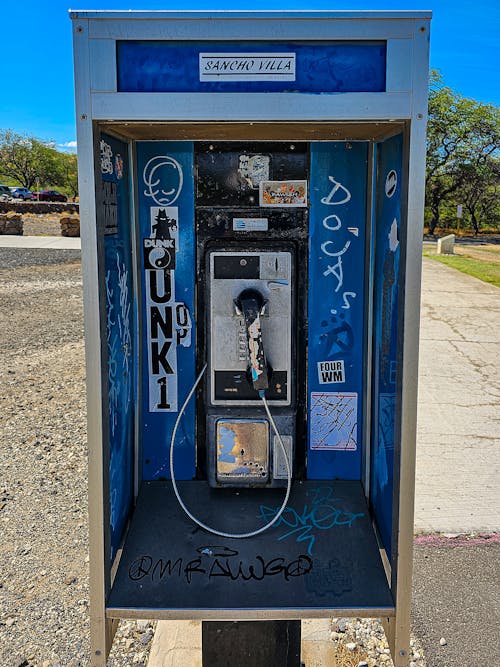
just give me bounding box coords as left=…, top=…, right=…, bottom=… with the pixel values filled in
left=0, top=184, right=12, bottom=201
left=9, top=187, right=35, bottom=201
left=35, top=190, right=68, bottom=202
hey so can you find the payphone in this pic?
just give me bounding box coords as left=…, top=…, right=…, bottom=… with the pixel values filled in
left=73, top=10, right=430, bottom=666
left=205, top=247, right=295, bottom=487
left=193, top=142, right=309, bottom=491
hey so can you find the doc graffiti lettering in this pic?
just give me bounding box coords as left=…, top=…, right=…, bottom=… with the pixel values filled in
left=320, top=176, right=358, bottom=310
left=144, top=205, right=192, bottom=412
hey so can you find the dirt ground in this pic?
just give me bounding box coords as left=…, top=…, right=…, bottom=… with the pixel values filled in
left=454, top=243, right=500, bottom=263
left=22, top=215, right=64, bottom=237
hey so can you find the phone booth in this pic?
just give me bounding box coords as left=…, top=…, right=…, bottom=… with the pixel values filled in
left=71, top=10, right=430, bottom=666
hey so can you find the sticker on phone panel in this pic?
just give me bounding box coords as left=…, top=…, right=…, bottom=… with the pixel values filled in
left=310, top=392, right=357, bottom=451
left=317, top=360, right=345, bottom=384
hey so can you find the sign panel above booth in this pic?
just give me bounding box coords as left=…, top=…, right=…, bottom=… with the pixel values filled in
left=117, top=41, right=386, bottom=93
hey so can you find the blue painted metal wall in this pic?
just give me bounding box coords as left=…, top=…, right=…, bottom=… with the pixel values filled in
left=117, top=41, right=386, bottom=94
left=370, top=133, right=404, bottom=560
left=100, top=133, right=135, bottom=560
left=135, top=142, right=196, bottom=481
left=307, top=142, right=369, bottom=480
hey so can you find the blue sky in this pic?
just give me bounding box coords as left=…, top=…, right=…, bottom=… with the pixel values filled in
left=0, top=0, right=498, bottom=150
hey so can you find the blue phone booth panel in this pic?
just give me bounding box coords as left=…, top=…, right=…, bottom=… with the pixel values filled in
left=100, top=133, right=135, bottom=560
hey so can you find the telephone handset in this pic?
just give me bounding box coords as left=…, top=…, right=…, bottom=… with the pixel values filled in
left=205, top=248, right=295, bottom=488
left=234, top=288, right=270, bottom=392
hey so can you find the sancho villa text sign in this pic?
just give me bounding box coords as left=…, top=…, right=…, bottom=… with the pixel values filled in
left=199, top=53, right=296, bottom=81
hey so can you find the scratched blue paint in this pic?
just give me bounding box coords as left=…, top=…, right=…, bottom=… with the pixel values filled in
left=370, top=133, right=404, bottom=561
left=307, top=142, right=369, bottom=480
left=101, top=133, right=135, bottom=561
left=117, top=41, right=386, bottom=94
left=136, top=142, right=196, bottom=480
left=259, top=486, right=364, bottom=555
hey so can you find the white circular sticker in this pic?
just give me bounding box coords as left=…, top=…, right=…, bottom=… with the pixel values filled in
left=385, top=170, right=397, bottom=198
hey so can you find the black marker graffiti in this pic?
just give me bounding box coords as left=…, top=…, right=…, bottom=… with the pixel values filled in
left=128, top=551, right=312, bottom=585
left=101, top=180, right=118, bottom=235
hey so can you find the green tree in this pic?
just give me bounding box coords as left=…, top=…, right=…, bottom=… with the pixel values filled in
left=55, top=152, right=79, bottom=200
left=426, top=71, right=500, bottom=235
left=454, top=158, right=500, bottom=234
left=0, top=129, right=62, bottom=190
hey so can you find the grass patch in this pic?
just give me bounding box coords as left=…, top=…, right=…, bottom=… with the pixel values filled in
left=423, top=250, right=500, bottom=288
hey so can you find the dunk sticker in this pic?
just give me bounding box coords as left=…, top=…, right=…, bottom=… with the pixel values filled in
left=144, top=206, right=192, bottom=412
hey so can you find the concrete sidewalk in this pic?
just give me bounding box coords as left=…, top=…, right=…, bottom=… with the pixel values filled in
left=415, top=258, right=500, bottom=533
left=0, top=234, right=81, bottom=250
left=146, top=257, right=500, bottom=666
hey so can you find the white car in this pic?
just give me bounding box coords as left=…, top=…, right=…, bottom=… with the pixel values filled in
left=0, top=184, right=12, bottom=201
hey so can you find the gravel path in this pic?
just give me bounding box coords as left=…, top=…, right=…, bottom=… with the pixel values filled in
left=0, top=249, right=154, bottom=667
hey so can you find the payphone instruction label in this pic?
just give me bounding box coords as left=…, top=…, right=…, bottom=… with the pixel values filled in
left=232, top=217, right=269, bottom=231
left=310, top=392, right=357, bottom=451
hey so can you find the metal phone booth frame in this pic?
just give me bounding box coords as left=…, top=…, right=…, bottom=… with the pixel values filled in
left=71, top=10, right=431, bottom=667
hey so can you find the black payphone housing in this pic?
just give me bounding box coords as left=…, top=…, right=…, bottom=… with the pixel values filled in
left=194, top=142, right=309, bottom=487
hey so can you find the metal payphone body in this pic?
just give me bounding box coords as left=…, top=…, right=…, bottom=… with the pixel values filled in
left=195, top=141, right=308, bottom=487
left=206, top=247, right=295, bottom=486
left=72, top=10, right=431, bottom=667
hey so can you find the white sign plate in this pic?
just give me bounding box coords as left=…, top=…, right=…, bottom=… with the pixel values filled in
left=200, top=53, right=296, bottom=82
left=233, top=218, right=269, bottom=231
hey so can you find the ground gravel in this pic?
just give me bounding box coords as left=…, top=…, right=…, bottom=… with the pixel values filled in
left=0, top=248, right=154, bottom=667
left=0, top=247, right=81, bottom=269
left=330, top=617, right=427, bottom=667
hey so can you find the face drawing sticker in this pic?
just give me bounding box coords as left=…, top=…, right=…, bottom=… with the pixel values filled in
left=143, top=155, right=184, bottom=206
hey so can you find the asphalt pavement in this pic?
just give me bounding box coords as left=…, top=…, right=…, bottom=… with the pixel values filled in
left=412, top=535, right=500, bottom=667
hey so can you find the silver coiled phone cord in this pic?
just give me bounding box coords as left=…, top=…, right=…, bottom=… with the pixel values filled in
left=169, top=363, right=292, bottom=539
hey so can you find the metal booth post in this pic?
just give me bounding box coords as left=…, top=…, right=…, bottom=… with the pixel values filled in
left=71, top=10, right=431, bottom=667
